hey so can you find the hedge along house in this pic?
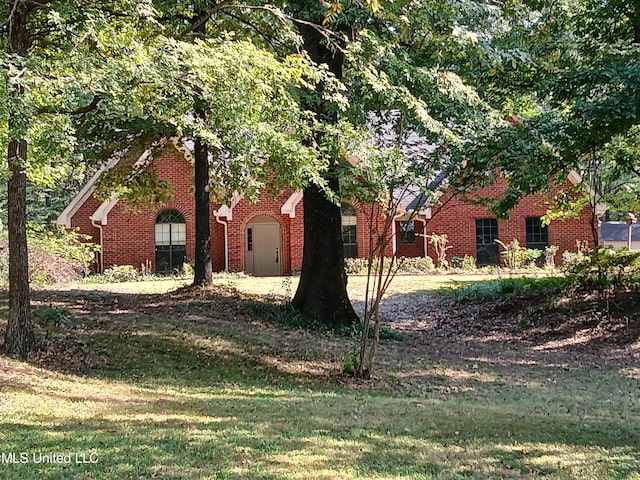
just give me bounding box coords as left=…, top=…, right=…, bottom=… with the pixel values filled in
left=56, top=139, right=386, bottom=275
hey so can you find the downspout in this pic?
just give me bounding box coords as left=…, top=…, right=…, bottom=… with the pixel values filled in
left=214, top=211, right=229, bottom=271
left=418, top=217, right=428, bottom=258
left=391, top=211, right=405, bottom=257
left=91, top=219, right=104, bottom=273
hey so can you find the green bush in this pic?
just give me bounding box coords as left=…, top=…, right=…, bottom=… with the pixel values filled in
left=496, top=239, right=541, bottom=270
left=451, top=255, right=476, bottom=271
left=344, top=257, right=370, bottom=275
left=397, top=256, right=435, bottom=273
left=0, top=226, right=99, bottom=285
left=564, top=247, right=640, bottom=290
left=33, top=304, right=75, bottom=339
left=100, top=265, right=142, bottom=283
left=441, top=276, right=568, bottom=302
left=344, top=256, right=435, bottom=275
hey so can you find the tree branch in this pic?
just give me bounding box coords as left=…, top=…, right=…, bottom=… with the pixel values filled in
left=219, top=10, right=280, bottom=52
left=181, top=0, right=235, bottom=37
left=37, top=94, right=102, bottom=116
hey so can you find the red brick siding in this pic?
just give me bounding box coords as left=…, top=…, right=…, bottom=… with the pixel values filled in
left=70, top=196, right=102, bottom=244
left=347, top=202, right=394, bottom=258
left=100, top=147, right=198, bottom=270
left=290, top=200, right=304, bottom=271
left=426, top=179, right=593, bottom=266
left=69, top=146, right=593, bottom=273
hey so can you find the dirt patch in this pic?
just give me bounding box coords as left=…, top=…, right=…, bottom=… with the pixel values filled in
left=359, top=285, right=640, bottom=394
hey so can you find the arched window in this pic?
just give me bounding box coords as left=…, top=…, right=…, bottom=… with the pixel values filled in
left=155, top=209, right=186, bottom=273
left=341, top=203, right=357, bottom=258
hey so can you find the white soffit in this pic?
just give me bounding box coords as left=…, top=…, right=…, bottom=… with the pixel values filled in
left=214, top=192, right=243, bottom=221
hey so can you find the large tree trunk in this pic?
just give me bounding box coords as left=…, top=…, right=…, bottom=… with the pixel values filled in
left=291, top=20, right=359, bottom=327
left=4, top=2, right=36, bottom=358
left=193, top=136, right=213, bottom=285
left=292, top=178, right=359, bottom=327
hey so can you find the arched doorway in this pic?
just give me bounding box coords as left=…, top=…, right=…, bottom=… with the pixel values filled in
left=155, top=209, right=186, bottom=273
left=246, top=216, right=281, bottom=276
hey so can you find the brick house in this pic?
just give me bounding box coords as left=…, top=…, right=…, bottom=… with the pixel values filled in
left=398, top=173, right=595, bottom=264
left=57, top=139, right=594, bottom=274
left=57, top=140, right=384, bottom=275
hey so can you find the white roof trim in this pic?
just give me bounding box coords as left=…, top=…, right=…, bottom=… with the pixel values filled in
left=171, top=137, right=194, bottom=164
left=55, top=156, right=120, bottom=228
left=567, top=170, right=582, bottom=186
left=87, top=148, right=156, bottom=225
left=214, top=192, right=243, bottom=221
left=396, top=208, right=432, bottom=221
left=89, top=194, right=119, bottom=226
left=280, top=191, right=303, bottom=218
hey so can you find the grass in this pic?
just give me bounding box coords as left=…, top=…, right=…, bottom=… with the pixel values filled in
left=1, top=274, right=639, bottom=479
left=439, top=275, right=568, bottom=302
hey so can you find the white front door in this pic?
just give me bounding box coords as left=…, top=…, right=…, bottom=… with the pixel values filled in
left=247, top=219, right=281, bottom=276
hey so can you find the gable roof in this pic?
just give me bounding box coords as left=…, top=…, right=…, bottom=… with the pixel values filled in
left=56, top=144, right=159, bottom=227
left=56, top=155, right=121, bottom=228
left=57, top=138, right=247, bottom=227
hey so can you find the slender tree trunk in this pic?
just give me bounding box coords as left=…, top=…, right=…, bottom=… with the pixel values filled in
left=291, top=21, right=359, bottom=327
left=191, top=8, right=212, bottom=286
left=4, top=3, right=36, bottom=358
left=5, top=140, right=35, bottom=358
left=193, top=136, right=213, bottom=285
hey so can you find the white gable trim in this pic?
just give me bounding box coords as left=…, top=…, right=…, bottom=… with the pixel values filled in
left=89, top=194, right=119, bottom=226
left=87, top=148, right=155, bottom=225
left=280, top=191, right=303, bottom=218
left=55, top=156, right=120, bottom=228
left=214, top=192, right=243, bottom=221
left=171, top=137, right=194, bottom=163
left=567, top=170, right=582, bottom=186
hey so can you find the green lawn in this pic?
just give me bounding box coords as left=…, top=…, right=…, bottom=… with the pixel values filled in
left=0, top=275, right=639, bottom=479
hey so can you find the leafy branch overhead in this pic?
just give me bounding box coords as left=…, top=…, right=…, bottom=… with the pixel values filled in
left=76, top=35, right=339, bottom=205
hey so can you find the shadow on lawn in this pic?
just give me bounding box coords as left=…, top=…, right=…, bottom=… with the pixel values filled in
left=381, top=284, right=640, bottom=350
left=1, top=285, right=640, bottom=478
left=0, top=286, right=344, bottom=389
left=1, top=382, right=639, bottom=479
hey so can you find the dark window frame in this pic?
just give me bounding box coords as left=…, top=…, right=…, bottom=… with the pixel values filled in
left=341, top=202, right=358, bottom=258
left=400, top=220, right=416, bottom=244
left=525, top=217, right=549, bottom=251
left=155, top=209, right=186, bottom=273
left=475, top=218, right=500, bottom=265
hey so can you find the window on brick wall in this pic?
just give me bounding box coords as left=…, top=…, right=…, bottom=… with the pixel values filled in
left=525, top=217, right=548, bottom=260
left=400, top=221, right=415, bottom=243
left=341, top=202, right=358, bottom=258
left=476, top=218, right=499, bottom=265
left=155, top=209, right=186, bottom=273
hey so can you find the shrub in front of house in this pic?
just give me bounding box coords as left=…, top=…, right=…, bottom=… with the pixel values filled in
left=397, top=256, right=435, bottom=273
left=344, top=256, right=436, bottom=275
left=0, top=226, right=99, bottom=285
